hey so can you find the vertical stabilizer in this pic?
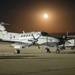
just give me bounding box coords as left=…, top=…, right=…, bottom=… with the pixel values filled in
left=0, top=22, right=9, bottom=40
left=0, top=22, right=6, bottom=31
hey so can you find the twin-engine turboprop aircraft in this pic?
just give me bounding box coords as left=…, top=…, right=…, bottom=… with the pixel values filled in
left=0, top=22, right=70, bottom=54
left=0, top=22, right=60, bottom=54
left=59, top=33, right=75, bottom=50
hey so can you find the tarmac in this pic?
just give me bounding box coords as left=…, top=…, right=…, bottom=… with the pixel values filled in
left=0, top=42, right=75, bottom=75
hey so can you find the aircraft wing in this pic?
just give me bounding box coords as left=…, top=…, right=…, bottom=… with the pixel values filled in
left=11, top=43, right=32, bottom=49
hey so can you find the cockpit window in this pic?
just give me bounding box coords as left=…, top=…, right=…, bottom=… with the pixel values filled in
left=41, top=32, right=49, bottom=36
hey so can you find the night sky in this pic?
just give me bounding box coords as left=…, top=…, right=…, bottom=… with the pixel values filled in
left=0, top=0, right=75, bottom=34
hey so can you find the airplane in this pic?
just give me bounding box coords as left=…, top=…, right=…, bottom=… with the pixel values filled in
left=0, top=22, right=60, bottom=54
left=59, top=32, right=75, bottom=50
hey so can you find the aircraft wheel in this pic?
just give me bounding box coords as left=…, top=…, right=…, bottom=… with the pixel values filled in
left=45, top=48, right=51, bottom=53
left=71, top=47, right=74, bottom=50
left=56, top=49, right=60, bottom=53
left=14, top=49, right=20, bottom=54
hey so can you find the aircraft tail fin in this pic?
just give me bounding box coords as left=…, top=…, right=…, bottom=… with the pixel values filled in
left=0, top=22, right=6, bottom=31
left=0, top=22, right=10, bottom=31
left=0, top=22, right=9, bottom=39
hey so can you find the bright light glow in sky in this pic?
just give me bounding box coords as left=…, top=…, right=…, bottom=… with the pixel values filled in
left=0, top=0, right=74, bottom=33
left=44, top=14, right=48, bottom=19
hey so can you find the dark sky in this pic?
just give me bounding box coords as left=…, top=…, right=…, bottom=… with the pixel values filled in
left=0, top=0, right=75, bottom=34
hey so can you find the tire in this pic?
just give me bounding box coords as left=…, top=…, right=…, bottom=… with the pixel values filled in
left=71, top=47, right=74, bottom=50
left=45, top=48, right=50, bottom=53
left=14, top=50, right=20, bottom=54
left=56, top=49, right=60, bottom=54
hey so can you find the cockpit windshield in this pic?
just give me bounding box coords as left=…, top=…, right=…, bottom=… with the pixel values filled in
left=41, top=32, right=49, bottom=36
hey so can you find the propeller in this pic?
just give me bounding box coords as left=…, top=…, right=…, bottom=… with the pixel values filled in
left=30, top=33, right=41, bottom=49
left=62, top=31, right=71, bottom=49
left=31, top=33, right=41, bottom=44
left=63, top=31, right=68, bottom=40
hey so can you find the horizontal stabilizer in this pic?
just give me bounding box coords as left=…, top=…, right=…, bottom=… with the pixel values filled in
left=0, top=22, right=10, bottom=25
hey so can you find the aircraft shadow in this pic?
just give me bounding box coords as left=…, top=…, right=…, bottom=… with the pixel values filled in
left=0, top=55, right=38, bottom=59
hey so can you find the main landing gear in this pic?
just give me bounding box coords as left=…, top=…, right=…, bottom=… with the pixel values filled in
left=45, top=47, right=51, bottom=53
left=14, top=49, right=20, bottom=54
left=56, top=47, right=60, bottom=53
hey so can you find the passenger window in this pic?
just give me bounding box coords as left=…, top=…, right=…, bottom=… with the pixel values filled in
left=50, top=39, right=52, bottom=41
left=13, top=36, right=15, bottom=38
left=24, top=35, right=25, bottom=37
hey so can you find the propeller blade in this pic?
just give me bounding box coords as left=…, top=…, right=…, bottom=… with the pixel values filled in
left=30, top=33, right=41, bottom=48
left=36, top=34, right=41, bottom=39
left=31, top=33, right=35, bottom=39
left=63, top=31, right=69, bottom=41
left=31, top=33, right=41, bottom=44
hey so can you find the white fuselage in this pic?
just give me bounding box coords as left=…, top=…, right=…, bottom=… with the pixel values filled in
left=0, top=31, right=59, bottom=45
left=65, top=39, right=75, bottom=47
